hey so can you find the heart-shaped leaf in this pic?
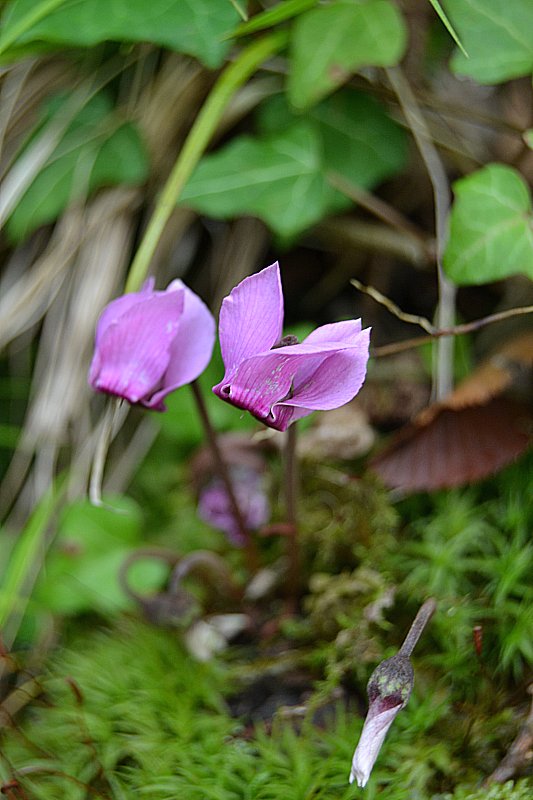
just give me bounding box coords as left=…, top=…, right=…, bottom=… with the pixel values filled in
left=181, top=90, right=406, bottom=238
left=0, top=0, right=240, bottom=67
left=257, top=90, right=406, bottom=194
left=180, top=123, right=344, bottom=238
left=443, top=164, right=533, bottom=285
left=445, top=0, right=533, bottom=84
left=288, top=0, right=406, bottom=109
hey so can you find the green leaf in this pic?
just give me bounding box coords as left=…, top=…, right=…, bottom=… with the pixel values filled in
left=35, top=496, right=146, bottom=616
left=180, top=123, right=343, bottom=238
left=288, top=0, right=407, bottom=109
left=427, top=0, right=467, bottom=55
left=445, top=0, right=533, bottom=84
left=258, top=90, right=406, bottom=194
left=180, top=89, right=406, bottom=238
left=57, top=496, right=143, bottom=551
left=0, top=0, right=240, bottom=68
left=6, top=91, right=148, bottom=242
left=230, top=0, right=318, bottom=39
left=443, top=164, right=533, bottom=285
left=0, top=477, right=65, bottom=643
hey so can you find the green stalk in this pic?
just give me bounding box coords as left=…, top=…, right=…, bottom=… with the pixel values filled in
left=0, top=477, right=65, bottom=647
left=125, top=30, right=288, bottom=294
left=227, top=0, right=318, bottom=40
left=0, top=0, right=68, bottom=57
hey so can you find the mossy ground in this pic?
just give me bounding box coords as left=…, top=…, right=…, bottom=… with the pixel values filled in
left=1, top=454, right=532, bottom=799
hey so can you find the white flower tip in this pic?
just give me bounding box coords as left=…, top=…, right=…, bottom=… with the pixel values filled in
left=349, top=765, right=368, bottom=788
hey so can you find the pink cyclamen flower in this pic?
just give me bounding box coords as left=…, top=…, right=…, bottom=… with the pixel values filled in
left=89, top=278, right=215, bottom=410
left=213, top=262, right=370, bottom=431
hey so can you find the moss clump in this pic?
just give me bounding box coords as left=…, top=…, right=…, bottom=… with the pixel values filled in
left=300, top=467, right=399, bottom=572
left=1, top=617, right=532, bottom=799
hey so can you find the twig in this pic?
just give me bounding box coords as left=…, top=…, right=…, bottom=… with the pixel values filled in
left=351, top=278, right=533, bottom=356
left=373, top=305, right=533, bottom=357
left=352, top=279, right=434, bottom=334
left=386, top=67, right=455, bottom=400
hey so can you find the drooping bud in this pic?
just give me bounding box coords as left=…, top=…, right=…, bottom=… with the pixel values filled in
left=348, top=599, right=436, bottom=787
left=349, top=654, right=414, bottom=787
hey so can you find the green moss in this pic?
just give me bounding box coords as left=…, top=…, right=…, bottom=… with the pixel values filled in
left=2, top=616, right=532, bottom=799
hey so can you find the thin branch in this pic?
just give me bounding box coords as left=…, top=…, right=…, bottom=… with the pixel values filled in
left=351, top=279, right=435, bottom=334
left=372, top=305, right=533, bottom=358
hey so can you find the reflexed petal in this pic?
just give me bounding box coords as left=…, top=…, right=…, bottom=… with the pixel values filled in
left=277, top=328, right=370, bottom=413
left=219, top=262, right=283, bottom=374
left=146, top=281, right=215, bottom=408
left=302, top=319, right=363, bottom=346
left=89, top=290, right=184, bottom=404
left=94, top=278, right=156, bottom=346
left=349, top=702, right=402, bottom=787
left=214, top=348, right=333, bottom=431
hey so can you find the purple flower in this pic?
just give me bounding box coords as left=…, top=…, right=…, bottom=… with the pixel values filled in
left=213, top=262, right=370, bottom=431
left=89, top=278, right=215, bottom=410
left=198, top=468, right=270, bottom=546
left=349, top=654, right=413, bottom=787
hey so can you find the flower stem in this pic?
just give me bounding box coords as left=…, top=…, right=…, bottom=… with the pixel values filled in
left=190, top=380, right=258, bottom=572
left=125, top=30, right=288, bottom=294
left=399, top=598, right=436, bottom=658
left=284, top=422, right=301, bottom=605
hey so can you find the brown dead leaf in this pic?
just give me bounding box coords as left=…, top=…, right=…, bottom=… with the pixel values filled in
left=370, top=333, right=533, bottom=493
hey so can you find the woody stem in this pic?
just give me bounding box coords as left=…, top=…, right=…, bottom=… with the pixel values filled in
left=190, top=380, right=258, bottom=572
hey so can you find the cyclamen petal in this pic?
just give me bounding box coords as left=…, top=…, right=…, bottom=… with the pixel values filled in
left=349, top=654, right=414, bottom=787
left=219, top=262, right=283, bottom=374
left=89, top=279, right=215, bottom=409
left=213, top=263, right=370, bottom=430
left=146, top=281, right=216, bottom=409
left=349, top=700, right=403, bottom=787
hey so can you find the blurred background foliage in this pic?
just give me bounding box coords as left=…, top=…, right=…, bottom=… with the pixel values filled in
left=0, top=1, right=532, bottom=798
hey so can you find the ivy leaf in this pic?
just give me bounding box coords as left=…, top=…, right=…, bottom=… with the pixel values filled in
left=0, top=0, right=240, bottom=68
left=7, top=92, right=148, bottom=242
left=445, top=0, right=533, bottom=84
left=257, top=90, right=406, bottom=193
left=180, top=123, right=344, bottom=238
left=288, top=0, right=407, bottom=109
left=181, top=89, right=406, bottom=238
left=443, top=164, right=533, bottom=285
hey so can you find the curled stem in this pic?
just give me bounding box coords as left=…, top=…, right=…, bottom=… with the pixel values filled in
left=190, top=380, right=258, bottom=572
